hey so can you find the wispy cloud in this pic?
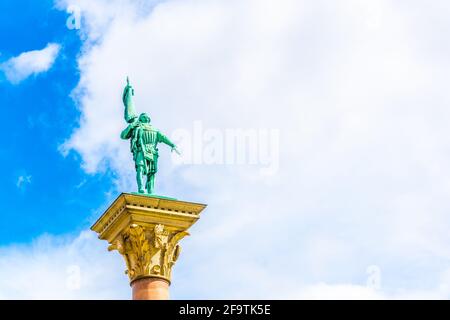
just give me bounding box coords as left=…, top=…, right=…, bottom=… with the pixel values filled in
left=16, top=175, right=32, bottom=189
left=75, top=179, right=87, bottom=189
left=1, top=43, right=60, bottom=84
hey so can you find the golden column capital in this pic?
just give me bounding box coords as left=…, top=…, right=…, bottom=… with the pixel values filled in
left=91, top=193, right=206, bottom=285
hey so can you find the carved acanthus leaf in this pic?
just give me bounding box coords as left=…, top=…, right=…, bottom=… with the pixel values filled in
left=110, top=224, right=189, bottom=282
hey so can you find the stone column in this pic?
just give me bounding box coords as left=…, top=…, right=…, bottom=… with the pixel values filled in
left=91, top=193, right=206, bottom=300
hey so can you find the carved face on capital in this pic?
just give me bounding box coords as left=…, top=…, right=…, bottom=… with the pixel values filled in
left=139, top=113, right=151, bottom=123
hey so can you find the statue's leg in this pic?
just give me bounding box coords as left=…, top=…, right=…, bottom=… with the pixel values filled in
left=146, top=174, right=155, bottom=194
left=136, top=165, right=146, bottom=193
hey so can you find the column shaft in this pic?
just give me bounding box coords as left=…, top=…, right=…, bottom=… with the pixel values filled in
left=131, top=277, right=170, bottom=300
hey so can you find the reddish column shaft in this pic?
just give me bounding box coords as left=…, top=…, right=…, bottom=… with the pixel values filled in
left=131, top=277, right=170, bottom=300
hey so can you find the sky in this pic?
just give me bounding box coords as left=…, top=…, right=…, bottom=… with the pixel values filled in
left=1, top=0, right=450, bottom=299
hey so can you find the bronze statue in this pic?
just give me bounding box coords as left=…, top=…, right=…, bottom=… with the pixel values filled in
left=120, top=78, right=179, bottom=194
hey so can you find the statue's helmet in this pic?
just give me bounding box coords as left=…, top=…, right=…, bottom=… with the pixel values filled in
left=139, top=113, right=151, bottom=123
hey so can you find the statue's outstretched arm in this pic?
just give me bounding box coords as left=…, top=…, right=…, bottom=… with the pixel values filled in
left=157, top=131, right=181, bottom=155
left=157, top=131, right=175, bottom=148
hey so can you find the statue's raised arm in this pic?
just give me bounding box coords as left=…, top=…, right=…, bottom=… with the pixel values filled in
left=123, top=77, right=138, bottom=123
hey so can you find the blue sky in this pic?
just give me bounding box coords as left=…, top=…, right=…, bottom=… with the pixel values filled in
left=1, top=0, right=450, bottom=299
left=0, top=0, right=112, bottom=243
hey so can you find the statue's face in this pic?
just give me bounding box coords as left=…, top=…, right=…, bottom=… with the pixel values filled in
left=139, top=113, right=150, bottom=123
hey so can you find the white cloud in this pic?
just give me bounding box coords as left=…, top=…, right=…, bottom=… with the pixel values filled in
left=1, top=229, right=449, bottom=299
left=296, top=284, right=385, bottom=300
left=0, top=230, right=450, bottom=299
left=0, top=231, right=128, bottom=299
left=1, top=43, right=60, bottom=84
left=26, top=0, right=450, bottom=299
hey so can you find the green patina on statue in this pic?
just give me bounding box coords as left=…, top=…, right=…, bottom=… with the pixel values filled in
left=120, top=77, right=179, bottom=194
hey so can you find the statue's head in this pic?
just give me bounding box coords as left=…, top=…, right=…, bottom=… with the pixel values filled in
left=139, top=113, right=151, bottom=123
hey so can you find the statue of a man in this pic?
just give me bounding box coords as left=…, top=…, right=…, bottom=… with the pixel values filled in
left=120, top=78, right=179, bottom=194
